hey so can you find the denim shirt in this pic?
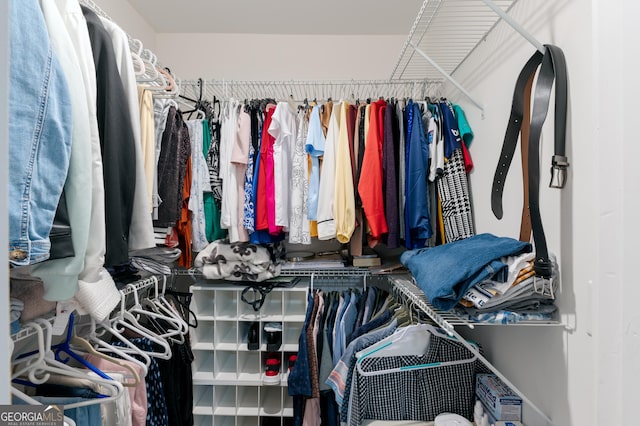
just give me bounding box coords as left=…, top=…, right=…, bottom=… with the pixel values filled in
left=9, top=0, right=72, bottom=266
left=288, top=291, right=315, bottom=397
left=401, top=233, right=532, bottom=311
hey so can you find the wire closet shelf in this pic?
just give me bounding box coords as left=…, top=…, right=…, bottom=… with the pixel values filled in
left=390, top=0, right=519, bottom=81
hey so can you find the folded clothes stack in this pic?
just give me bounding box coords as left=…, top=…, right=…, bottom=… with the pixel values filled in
left=129, top=246, right=182, bottom=275
left=401, top=233, right=557, bottom=324
left=455, top=252, right=557, bottom=323
left=193, top=240, right=280, bottom=282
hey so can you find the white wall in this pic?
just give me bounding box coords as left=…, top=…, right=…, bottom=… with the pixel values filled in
left=93, top=0, right=156, bottom=51
left=593, top=0, right=640, bottom=424
left=452, top=0, right=590, bottom=423
left=154, top=33, right=407, bottom=80
left=449, top=0, right=639, bottom=425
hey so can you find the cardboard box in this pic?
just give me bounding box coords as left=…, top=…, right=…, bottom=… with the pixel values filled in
left=476, top=374, right=522, bottom=421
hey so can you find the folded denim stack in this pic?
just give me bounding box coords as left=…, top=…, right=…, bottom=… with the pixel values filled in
left=401, top=233, right=557, bottom=323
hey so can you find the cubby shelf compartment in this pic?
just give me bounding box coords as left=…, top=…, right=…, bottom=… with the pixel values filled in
left=190, top=282, right=308, bottom=426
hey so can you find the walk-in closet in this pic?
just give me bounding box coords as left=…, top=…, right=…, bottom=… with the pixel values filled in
left=2, top=0, right=639, bottom=425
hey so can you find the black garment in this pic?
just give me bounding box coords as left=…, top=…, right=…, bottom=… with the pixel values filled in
left=154, top=106, right=191, bottom=227
left=49, top=190, right=74, bottom=260
left=249, top=103, right=261, bottom=164
left=352, top=287, right=369, bottom=335
left=82, top=7, right=136, bottom=267
left=106, top=261, right=141, bottom=286
left=158, top=338, right=195, bottom=426
left=382, top=102, right=399, bottom=248
left=158, top=291, right=196, bottom=426
left=207, top=117, right=223, bottom=209
left=320, top=389, right=340, bottom=426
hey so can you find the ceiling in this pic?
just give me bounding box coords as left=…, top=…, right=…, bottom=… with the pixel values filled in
left=126, top=0, right=425, bottom=35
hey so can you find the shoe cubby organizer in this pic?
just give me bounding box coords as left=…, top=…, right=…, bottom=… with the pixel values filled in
left=190, top=282, right=307, bottom=426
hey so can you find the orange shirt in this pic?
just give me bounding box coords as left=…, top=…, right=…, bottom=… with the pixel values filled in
left=177, top=156, right=192, bottom=268
left=357, top=99, right=388, bottom=246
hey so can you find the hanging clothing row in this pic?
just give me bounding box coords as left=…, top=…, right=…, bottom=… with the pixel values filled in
left=287, top=283, right=487, bottom=425
left=188, top=95, right=477, bottom=254
left=8, top=0, right=182, bottom=324
left=8, top=1, right=197, bottom=424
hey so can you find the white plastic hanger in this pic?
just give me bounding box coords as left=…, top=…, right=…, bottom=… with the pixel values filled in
left=130, top=51, right=146, bottom=76
left=87, top=316, right=151, bottom=375
left=68, top=332, right=141, bottom=387
left=110, top=286, right=172, bottom=360
left=12, top=319, right=124, bottom=410
left=135, top=46, right=160, bottom=83
left=132, top=278, right=187, bottom=344
left=356, top=324, right=433, bottom=359
left=146, top=276, right=188, bottom=343
left=355, top=323, right=478, bottom=377
left=64, top=313, right=141, bottom=386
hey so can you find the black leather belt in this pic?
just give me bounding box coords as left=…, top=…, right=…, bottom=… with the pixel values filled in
left=491, top=45, right=568, bottom=278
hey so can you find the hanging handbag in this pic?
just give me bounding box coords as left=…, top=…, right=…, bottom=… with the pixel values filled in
left=490, top=44, right=568, bottom=279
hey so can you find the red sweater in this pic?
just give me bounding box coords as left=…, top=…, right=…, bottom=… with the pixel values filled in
left=357, top=100, right=388, bottom=246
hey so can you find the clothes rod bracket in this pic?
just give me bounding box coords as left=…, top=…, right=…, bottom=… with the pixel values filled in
left=481, top=0, right=545, bottom=53
left=408, top=42, right=485, bottom=118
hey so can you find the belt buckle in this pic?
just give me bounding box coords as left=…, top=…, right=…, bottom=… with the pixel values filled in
left=549, top=155, right=569, bottom=189
left=533, top=255, right=558, bottom=299
left=533, top=275, right=555, bottom=299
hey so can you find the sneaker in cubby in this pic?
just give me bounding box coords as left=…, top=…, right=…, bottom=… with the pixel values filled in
left=263, top=354, right=281, bottom=385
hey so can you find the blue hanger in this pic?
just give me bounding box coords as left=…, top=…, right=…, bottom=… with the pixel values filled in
left=15, top=314, right=110, bottom=380
left=52, top=313, right=113, bottom=380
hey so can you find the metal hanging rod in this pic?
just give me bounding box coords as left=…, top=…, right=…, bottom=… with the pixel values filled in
left=171, top=266, right=373, bottom=279
left=118, top=275, right=160, bottom=296
left=11, top=316, right=56, bottom=343
left=179, top=79, right=444, bottom=103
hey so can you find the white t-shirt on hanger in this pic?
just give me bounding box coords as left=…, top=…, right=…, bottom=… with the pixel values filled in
left=288, top=109, right=311, bottom=244
left=269, top=101, right=298, bottom=230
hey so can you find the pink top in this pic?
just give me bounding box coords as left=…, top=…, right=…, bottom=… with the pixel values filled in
left=263, top=107, right=282, bottom=236
left=85, top=354, right=147, bottom=426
